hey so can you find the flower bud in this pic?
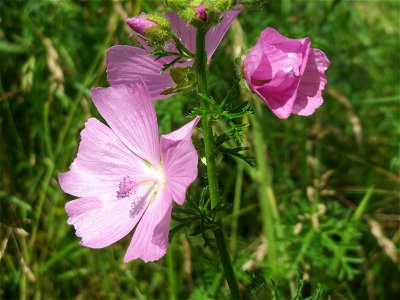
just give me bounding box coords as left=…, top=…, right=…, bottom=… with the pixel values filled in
left=126, top=14, right=171, bottom=48
left=125, top=16, right=157, bottom=36
left=194, top=3, right=207, bottom=21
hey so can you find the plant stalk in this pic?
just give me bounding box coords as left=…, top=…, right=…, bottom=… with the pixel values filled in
left=250, top=101, right=277, bottom=268
left=195, top=26, right=241, bottom=299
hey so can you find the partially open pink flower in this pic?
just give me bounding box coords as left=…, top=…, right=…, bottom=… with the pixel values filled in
left=243, top=27, right=330, bottom=119
left=106, top=5, right=243, bottom=100
left=59, top=81, right=200, bottom=262
left=125, top=16, right=157, bottom=36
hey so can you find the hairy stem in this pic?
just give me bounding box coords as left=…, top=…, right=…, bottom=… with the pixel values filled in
left=195, top=26, right=241, bottom=299
left=195, top=27, right=219, bottom=209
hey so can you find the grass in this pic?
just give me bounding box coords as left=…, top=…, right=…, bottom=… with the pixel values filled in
left=1, top=0, right=399, bottom=299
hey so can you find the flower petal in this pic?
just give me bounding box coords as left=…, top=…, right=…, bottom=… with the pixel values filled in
left=261, top=27, right=310, bottom=76
left=292, top=49, right=330, bottom=116
left=160, top=117, right=200, bottom=205
left=166, top=12, right=197, bottom=54
left=205, top=5, right=243, bottom=60
left=59, top=118, right=147, bottom=198
left=124, top=188, right=172, bottom=262
left=167, top=5, right=243, bottom=61
left=91, top=82, right=160, bottom=167
left=161, top=116, right=201, bottom=141
left=243, top=38, right=272, bottom=84
left=65, top=185, right=154, bottom=248
left=106, top=46, right=175, bottom=100
left=254, top=71, right=300, bottom=119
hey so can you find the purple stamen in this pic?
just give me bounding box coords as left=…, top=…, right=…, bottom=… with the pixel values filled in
left=116, top=176, right=137, bottom=200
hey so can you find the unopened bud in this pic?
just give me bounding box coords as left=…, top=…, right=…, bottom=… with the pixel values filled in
left=127, top=14, right=171, bottom=48
left=125, top=16, right=157, bottom=36
left=194, top=3, right=207, bottom=21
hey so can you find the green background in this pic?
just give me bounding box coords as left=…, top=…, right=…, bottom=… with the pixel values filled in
left=0, top=0, right=399, bottom=299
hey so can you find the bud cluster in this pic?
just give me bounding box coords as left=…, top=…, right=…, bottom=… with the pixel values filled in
left=165, top=0, right=237, bottom=28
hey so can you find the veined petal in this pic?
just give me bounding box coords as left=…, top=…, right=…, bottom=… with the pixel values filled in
left=59, top=118, right=147, bottom=198
left=161, top=116, right=201, bottom=141
left=261, top=27, right=310, bottom=76
left=255, top=71, right=300, bottom=119
left=293, top=49, right=330, bottom=115
left=66, top=185, right=153, bottom=249
left=91, top=83, right=160, bottom=167
left=205, top=5, right=243, bottom=60
left=243, top=39, right=272, bottom=84
left=166, top=12, right=197, bottom=54
left=167, top=5, right=243, bottom=61
left=106, top=46, right=175, bottom=100
left=124, top=188, right=172, bottom=263
left=160, top=117, right=200, bottom=205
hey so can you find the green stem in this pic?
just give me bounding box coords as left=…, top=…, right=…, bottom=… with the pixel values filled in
left=195, top=26, right=241, bottom=299
left=230, top=164, right=243, bottom=253
left=195, top=27, right=219, bottom=209
left=250, top=102, right=277, bottom=268
left=213, top=223, right=241, bottom=299
left=167, top=242, right=177, bottom=300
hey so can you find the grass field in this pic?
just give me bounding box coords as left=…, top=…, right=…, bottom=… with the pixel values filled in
left=0, top=0, right=399, bottom=299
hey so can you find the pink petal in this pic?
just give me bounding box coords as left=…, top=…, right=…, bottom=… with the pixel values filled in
left=91, top=83, right=161, bottom=167
left=59, top=118, right=147, bottom=198
left=167, top=5, right=243, bottom=61
left=205, top=5, right=243, bottom=60
left=292, top=49, right=330, bottom=115
left=160, top=117, right=200, bottom=205
left=243, top=39, right=272, bottom=84
left=161, top=116, right=201, bottom=141
left=243, top=27, right=314, bottom=118
left=261, top=27, right=310, bottom=76
left=65, top=185, right=153, bottom=248
left=125, top=16, right=157, bottom=36
left=166, top=12, right=197, bottom=54
left=106, top=46, right=175, bottom=100
left=254, top=71, right=300, bottom=119
left=124, top=188, right=172, bottom=262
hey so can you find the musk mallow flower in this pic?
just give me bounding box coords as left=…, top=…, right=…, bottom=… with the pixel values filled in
left=106, top=5, right=243, bottom=100
left=58, top=80, right=200, bottom=262
left=243, top=27, right=330, bottom=119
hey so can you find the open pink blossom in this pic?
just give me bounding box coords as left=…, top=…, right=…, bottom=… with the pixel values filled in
left=59, top=80, right=200, bottom=262
left=243, top=27, right=330, bottom=119
left=106, top=5, right=243, bottom=100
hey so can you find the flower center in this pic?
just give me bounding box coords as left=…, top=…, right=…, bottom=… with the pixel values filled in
left=116, top=164, right=166, bottom=218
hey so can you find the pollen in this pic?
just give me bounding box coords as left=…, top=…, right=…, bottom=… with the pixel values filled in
left=116, top=176, right=137, bottom=200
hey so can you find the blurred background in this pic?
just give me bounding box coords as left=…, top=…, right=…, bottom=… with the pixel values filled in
left=0, top=0, right=399, bottom=299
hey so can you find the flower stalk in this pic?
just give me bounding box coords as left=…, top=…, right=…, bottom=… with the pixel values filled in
left=250, top=100, right=278, bottom=268
left=195, top=26, right=241, bottom=299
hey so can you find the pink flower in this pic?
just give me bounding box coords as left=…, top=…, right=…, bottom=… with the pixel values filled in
left=125, top=16, right=157, bottom=36
left=106, top=5, right=243, bottom=100
left=243, top=27, right=330, bottom=119
left=59, top=81, right=200, bottom=262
